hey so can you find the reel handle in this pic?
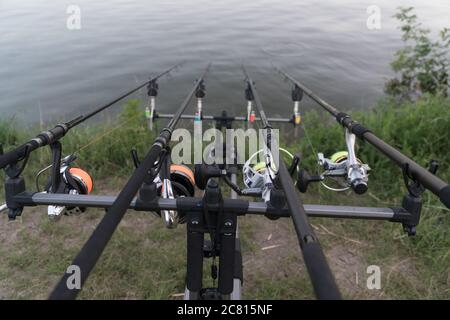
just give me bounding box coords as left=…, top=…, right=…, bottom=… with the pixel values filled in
left=297, top=169, right=323, bottom=193
left=194, top=164, right=224, bottom=190
left=349, top=176, right=368, bottom=195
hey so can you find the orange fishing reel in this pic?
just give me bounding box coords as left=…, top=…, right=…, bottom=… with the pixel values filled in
left=153, top=164, right=196, bottom=198
left=38, top=154, right=94, bottom=218
left=152, top=163, right=196, bottom=227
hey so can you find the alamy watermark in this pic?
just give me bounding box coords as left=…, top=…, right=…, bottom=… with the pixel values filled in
left=355, top=265, right=382, bottom=290
left=366, top=265, right=381, bottom=290
left=66, top=5, right=81, bottom=30
left=366, top=5, right=381, bottom=30
left=66, top=265, right=81, bottom=290
left=170, top=127, right=280, bottom=166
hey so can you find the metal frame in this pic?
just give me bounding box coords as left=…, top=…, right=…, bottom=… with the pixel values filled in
left=11, top=192, right=399, bottom=221
left=155, top=113, right=293, bottom=123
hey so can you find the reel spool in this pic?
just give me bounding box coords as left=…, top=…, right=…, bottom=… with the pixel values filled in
left=330, top=151, right=349, bottom=164
left=243, top=148, right=296, bottom=188
left=67, top=167, right=93, bottom=195
left=44, top=166, right=93, bottom=217
left=153, top=164, right=196, bottom=197
left=152, top=164, right=195, bottom=225
left=243, top=148, right=296, bottom=202
left=167, top=164, right=196, bottom=197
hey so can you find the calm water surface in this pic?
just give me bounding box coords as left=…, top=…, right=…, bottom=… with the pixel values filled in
left=0, top=0, right=449, bottom=125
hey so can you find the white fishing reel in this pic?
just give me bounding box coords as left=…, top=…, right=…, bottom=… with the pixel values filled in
left=297, top=129, right=370, bottom=194
left=243, top=148, right=295, bottom=202
left=318, top=129, right=370, bottom=194
left=318, top=151, right=370, bottom=193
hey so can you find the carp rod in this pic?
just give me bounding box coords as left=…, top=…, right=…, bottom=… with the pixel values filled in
left=274, top=67, right=450, bottom=210
left=242, top=66, right=342, bottom=300
left=0, top=62, right=183, bottom=173
left=49, top=63, right=211, bottom=300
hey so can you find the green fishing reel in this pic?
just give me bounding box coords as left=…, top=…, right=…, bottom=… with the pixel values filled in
left=243, top=148, right=297, bottom=202
left=319, top=151, right=370, bottom=193
left=298, top=150, right=370, bottom=194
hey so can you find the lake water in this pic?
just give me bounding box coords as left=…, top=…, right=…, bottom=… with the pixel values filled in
left=1, top=0, right=449, bottom=125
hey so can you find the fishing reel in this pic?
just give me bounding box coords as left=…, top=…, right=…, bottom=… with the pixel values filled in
left=37, top=154, right=93, bottom=219
left=132, top=148, right=195, bottom=228
left=298, top=129, right=370, bottom=194
left=242, top=148, right=296, bottom=202
left=153, top=164, right=196, bottom=199
left=318, top=151, right=370, bottom=193
left=152, top=164, right=195, bottom=227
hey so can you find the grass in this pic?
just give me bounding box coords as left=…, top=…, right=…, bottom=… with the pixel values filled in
left=0, top=95, right=449, bottom=299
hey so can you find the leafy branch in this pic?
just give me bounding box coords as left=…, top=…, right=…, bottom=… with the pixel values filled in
left=385, top=7, right=450, bottom=101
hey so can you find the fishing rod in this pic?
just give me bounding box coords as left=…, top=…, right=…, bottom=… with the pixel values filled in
left=0, top=62, right=183, bottom=173
left=274, top=66, right=450, bottom=210
left=241, top=66, right=342, bottom=300
left=49, top=64, right=211, bottom=300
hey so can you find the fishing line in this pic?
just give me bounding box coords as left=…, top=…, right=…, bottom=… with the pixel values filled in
left=300, top=118, right=320, bottom=171
left=75, top=113, right=143, bottom=153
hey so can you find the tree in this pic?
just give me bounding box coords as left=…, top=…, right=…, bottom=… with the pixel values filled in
left=385, top=7, right=450, bottom=101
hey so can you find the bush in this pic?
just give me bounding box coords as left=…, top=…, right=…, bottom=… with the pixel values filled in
left=385, top=7, right=450, bottom=100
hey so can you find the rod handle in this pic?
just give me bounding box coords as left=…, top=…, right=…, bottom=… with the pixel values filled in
left=302, top=241, right=342, bottom=300
left=439, top=185, right=450, bottom=209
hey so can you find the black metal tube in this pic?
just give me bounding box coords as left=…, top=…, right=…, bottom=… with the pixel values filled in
left=275, top=67, right=450, bottom=210
left=218, top=210, right=237, bottom=295
left=186, top=212, right=205, bottom=294
left=242, top=66, right=341, bottom=299
left=364, top=133, right=447, bottom=196
left=156, top=113, right=292, bottom=123
left=49, top=65, right=210, bottom=300
left=0, top=63, right=182, bottom=170
left=278, top=161, right=341, bottom=299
